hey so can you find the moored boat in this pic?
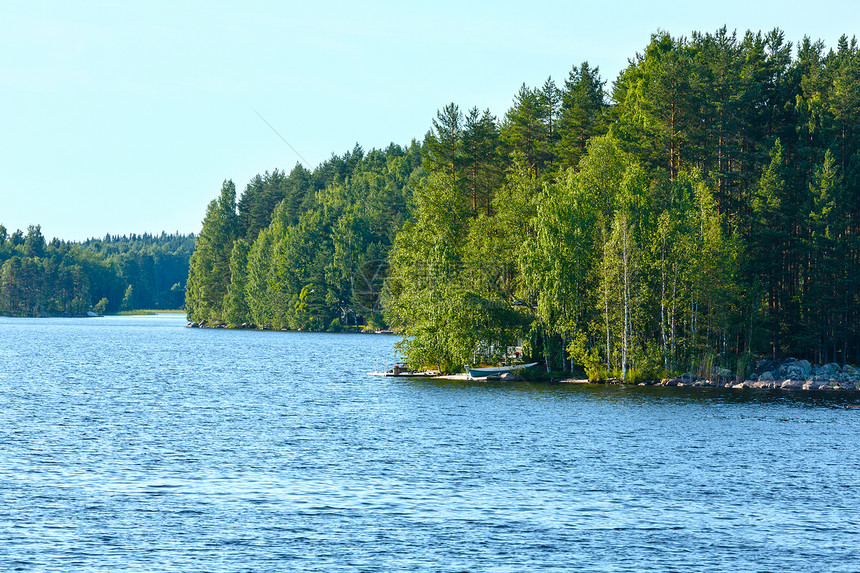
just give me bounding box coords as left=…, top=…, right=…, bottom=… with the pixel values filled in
left=465, top=362, right=539, bottom=379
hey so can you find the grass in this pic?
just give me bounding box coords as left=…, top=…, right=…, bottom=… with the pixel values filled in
left=113, top=309, right=186, bottom=316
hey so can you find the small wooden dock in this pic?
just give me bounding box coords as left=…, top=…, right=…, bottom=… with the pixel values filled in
left=366, top=371, right=438, bottom=378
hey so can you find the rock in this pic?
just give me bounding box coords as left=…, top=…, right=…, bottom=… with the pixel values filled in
left=776, top=358, right=796, bottom=377
left=712, top=367, right=733, bottom=384
left=764, top=357, right=798, bottom=379
left=788, top=359, right=812, bottom=380
left=815, top=363, right=841, bottom=377
left=653, top=360, right=856, bottom=392
left=754, top=359, right=780, bottom=376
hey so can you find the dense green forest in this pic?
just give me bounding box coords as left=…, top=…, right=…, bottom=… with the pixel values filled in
left=186, top=143, right=422, bottom=330
left=187, top=28, right=859, bottom=377
left=0, top=226, right=194, bottom=316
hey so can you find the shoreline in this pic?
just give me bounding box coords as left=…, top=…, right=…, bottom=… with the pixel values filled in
left=186, top=321, right=398, bottom=335
left=427, top=374, right=859, bottom=392
left=399, top=357, right=860, bottom=393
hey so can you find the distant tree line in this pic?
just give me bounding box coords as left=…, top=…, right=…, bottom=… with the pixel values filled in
left=0, top=226, right=194, bottom=316
left=187, top=28, right=860, bottom=375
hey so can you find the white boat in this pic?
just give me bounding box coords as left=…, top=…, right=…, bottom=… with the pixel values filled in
left=465, top=362, right=539, bottom=378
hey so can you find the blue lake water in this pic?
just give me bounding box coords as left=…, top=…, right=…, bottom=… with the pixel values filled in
left=1, top=313, right=859, bottom=572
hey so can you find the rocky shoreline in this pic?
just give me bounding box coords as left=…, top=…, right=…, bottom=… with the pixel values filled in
left=659, top=357, right=858, bottom=391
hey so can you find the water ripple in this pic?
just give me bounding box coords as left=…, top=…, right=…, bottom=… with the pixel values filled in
left=1, top=315, right=859, bottom=571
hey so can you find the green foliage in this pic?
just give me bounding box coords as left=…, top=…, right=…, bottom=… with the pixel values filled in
left=0, top=230, right=194, bottom=317
left=186, top=143, right=423, bottom=331
left=185, top=180, right=239, bottom=323
left=223, top=238, right=251, bottom=325
left=179, top=27, right=860, bottom=371
left=93, top=297, right=109, bottom=315
left=121, top=285, right=135, bottom=311
left=569, top=332, right=603, bottom=381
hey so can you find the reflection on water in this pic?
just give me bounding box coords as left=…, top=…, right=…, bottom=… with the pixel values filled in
left=1, top=314, right=858, bottom=572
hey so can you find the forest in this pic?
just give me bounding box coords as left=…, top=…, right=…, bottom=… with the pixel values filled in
left=186, top=27, right=860, bottom=378
left=185, top=143, right=421, bottom=331
left=0, top=226, right=194, bottom=316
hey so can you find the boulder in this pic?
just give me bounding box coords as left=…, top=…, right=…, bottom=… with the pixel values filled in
left=712, top=366, right=734, bottom=383
left=776, top=357, right=797, bottom=377
left=815, top=363, right=841, bottom=377
left=786, top=359, right=812, bottom=380
left=813, top=363, right=846, bottom=383
left=759, top=371, right=775, bottom=381
left=781, top=379, right=804, bottom=390
left=754, top=359, right=780, bottom=376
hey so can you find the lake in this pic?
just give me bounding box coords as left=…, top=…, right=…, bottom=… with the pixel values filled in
left=1, top=313, right=858, bottom=572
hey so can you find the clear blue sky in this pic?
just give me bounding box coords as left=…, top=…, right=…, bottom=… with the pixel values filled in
left=1, top=0, right=856, bottom=241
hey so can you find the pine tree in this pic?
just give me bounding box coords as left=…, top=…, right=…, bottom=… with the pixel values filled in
left=461, top=107, right=500, bottom=215
left=558, top=62, right=606, bottom=170
left=223, top=238, right=251, bottom=325
left=185, top=180, right=239, bottom=323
